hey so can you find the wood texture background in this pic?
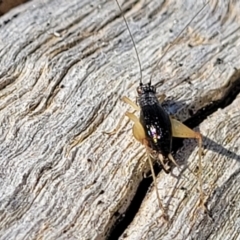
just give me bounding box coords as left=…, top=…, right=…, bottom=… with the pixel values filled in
left=0, top=0, right=240, bottom=239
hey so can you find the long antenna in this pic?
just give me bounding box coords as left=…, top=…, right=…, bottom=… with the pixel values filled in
left=149, top=2, right=208, bottom=85
left=115, top=0, right=143, bottom=86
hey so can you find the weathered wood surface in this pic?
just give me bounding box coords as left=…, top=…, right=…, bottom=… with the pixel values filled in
left=0, top=0, right=240, bottom=239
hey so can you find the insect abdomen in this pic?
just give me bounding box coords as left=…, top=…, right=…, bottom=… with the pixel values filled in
left=140, top=103, right=172, bottom=156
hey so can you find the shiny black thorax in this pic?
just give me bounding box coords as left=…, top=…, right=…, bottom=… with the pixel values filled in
left=138, top=88, right=172, bottom=157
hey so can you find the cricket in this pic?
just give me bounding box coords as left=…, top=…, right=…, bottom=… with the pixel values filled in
left=109, top=0, right=209, bottom=220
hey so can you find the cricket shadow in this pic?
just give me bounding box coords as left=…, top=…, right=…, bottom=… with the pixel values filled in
left=160, top=98, right=240, bottom=214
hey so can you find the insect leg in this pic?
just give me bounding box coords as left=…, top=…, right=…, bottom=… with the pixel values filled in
left=104, top=96, right=140, bottom=135
left=167, top=153, right=180, bottom=168
left=125, top=112, right=168, bottom=220
left=125, top=111, right=145, bottom=143
left=122, top=96, right=140, bottom=111
left=158, top=153, right=171, bottom=173
left=170, top=118, right=206, bottom=212
left=104, top=113, right=126, bottom=135
left=145, top=145, right=169, bottom=221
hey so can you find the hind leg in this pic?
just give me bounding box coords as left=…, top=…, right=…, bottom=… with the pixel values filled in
left=170, top=118, right=207, bottom=213
left=104, top=96, right=140, bottom=135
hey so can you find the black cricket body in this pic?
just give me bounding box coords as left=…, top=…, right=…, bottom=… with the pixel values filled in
left=137, top=83, right=172, bottom=158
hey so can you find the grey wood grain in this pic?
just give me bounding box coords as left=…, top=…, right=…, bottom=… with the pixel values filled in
left=0, top=0, right=240, bottom=239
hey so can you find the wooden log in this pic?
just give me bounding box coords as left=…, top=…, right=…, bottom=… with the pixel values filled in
left=0, top=0, right=240, bottom=239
